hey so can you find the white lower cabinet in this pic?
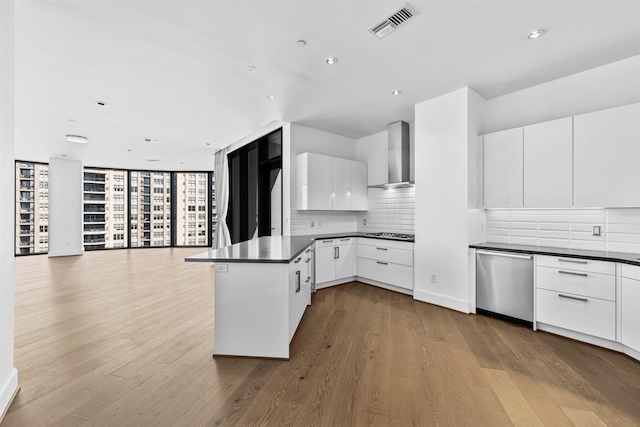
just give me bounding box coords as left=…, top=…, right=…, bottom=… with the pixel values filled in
left=621, top=265, right=640, bottom=353
left=356, top=238, right=414, bottom=291
left=288, top=252, right=311, bottom=342
left=536, top=288, right=616, bottom=341
left=536, top=255, right=616, bottom=341
left=315, top=238, right=355, bottom=286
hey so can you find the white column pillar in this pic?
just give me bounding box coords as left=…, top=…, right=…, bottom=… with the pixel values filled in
left=0, top=0, right=19, bottom=415
left=48, top=158, right=84, bottom=257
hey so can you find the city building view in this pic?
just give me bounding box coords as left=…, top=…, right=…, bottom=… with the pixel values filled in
left=15, top=162, right=216, bottom=254
left=15, top=162, right=49, bottom=255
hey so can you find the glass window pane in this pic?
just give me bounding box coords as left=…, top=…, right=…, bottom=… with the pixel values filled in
left=15, top=162, right=48, bottom=255
left=83, top=168, right=129, bottom=250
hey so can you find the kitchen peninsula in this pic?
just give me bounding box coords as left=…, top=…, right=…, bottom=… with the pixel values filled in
left=186, top=236, right=315, bottom=359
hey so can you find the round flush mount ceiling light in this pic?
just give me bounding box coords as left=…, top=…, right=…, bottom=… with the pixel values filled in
left=247, top=65, right=257, bottom=71
left=527, top=29, right=545, bottom=39
left=392, top=90, right=403, bottom=95
left=325, top=57, right=338, bottom=65
left=143, top=138, right=159, bottom=144
left=66, top=134, right=88, bottom=144
left=267, top=95, right=275, bottom=100
left=297, top=40, right=307, bottom=47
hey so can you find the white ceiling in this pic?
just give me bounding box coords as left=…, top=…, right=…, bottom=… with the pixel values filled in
left=13, top=0, right=640, bottom=170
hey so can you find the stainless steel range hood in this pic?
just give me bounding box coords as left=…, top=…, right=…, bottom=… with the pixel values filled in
left=369, top=120, right=414, bottom=188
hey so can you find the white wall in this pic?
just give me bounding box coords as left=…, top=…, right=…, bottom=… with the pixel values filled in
left=414, top=87, right=484, bottom=313
left=285, top=123, right=358, bottom=236
left=0, top=0, right=18, bottom=415
left=48, top=158, right=83, bottom=257
left=485, top=55, right=640, bottom=133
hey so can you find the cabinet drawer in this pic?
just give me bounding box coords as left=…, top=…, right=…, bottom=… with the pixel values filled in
left=622, top=264, right=640, bottom=281
left=316, top=238, right=336, bottom=247
left=357, top=238, right=414, bottom=251
left=335, top=237, right=354, bottom=246
left=357, top=244, right=413, bottom=266
left=288, top=254, right=306, bottom=275
left=536, top=288, right=615, bottom=341
left=536, top=266, right=616, bottom=301
left=536, top=255, right=615, bottom=275
left=357, top=258, right=413, bottom=290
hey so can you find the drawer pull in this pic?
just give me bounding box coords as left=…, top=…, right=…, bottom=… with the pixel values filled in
left=322, top=240, right=333, bottom=243
left=376, top=247, right=388, bottom=251
left=558, top=258, right=588, bottom=264
left=305, top=258, right=311, bottom=263
left=558, top=293, right=588, bottom=302
left=295, top=257, right=302, bottom=263
left=340, top=238, right=350, bottom=242
left=377, top=261, right=388, bottom=265
left=305, top=277, right=311, bottom=283
left=558, top=270, right=588, bottom=277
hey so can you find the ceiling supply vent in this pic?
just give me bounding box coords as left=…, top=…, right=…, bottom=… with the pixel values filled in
left=368, top=4, right=418, bottom=39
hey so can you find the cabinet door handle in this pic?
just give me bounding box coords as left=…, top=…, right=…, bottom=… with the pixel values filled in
left=305, top=277, right=311, bottom=283
left=377, top=261, right=388, bottom=265
left=305, top=258, right=311, bottom=263
left=558, top=270, right=588, bottom=277
left=376, top=247, right=388, bottom=251
left=558, top=293, right=587, bottom=302
left=295, top=257, right=302, bottom=263
left=296, top=271, right=301, bottom=293
left=334, top=247, right=337, bottom=259
left=337, top=247, right=340, bottom=259
left=558, top=258, right=587, bottom=264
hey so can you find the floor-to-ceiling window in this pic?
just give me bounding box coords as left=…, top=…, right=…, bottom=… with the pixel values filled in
left=16, top=161, right=216, bottom=255
left=227, top=129, right=282, bottom=244
left=15, top=162, right=49, bottom=255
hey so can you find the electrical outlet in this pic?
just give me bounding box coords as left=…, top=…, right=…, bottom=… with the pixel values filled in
left=430, top=273, right=437, bottom=283
left=593, top=225, right=601, bottom=236
left=363, top=218, right=367, bottom=226
left=215, top=264, right=228, bottom=272
left=318, top=220, right=323, bottom=228
left=310, top=219, right=315, bottom=227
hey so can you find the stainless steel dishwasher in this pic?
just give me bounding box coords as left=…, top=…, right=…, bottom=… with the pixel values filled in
left=476, top=250, right=534, bottom=324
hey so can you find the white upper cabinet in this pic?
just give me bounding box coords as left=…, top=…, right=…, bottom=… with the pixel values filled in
left=573, top=103, right=640, bottom=208
left=297, top=153, right=368, bottom=211
left=483, top=127, right=524, bottom=208
left=297, top=152, right=333, bottom=210
left=350, top=160, right=368, bottom=211
left=523, top=117, right=573, bottom=208
left=332, top=157, right=351, bottom=211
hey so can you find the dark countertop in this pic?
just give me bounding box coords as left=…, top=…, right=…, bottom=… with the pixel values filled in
left=185, top=232, right=414, bottom=264
left=470, top=242, right=640, bottom=267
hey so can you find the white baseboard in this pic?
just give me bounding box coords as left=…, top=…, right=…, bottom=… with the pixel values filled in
left=413, top=289, right=470, bottom=314
left=0, top=368, right=18, bottom=422
left=356, top=278, right=412, bottom=296
left=48, top=249, right=83, bottom=258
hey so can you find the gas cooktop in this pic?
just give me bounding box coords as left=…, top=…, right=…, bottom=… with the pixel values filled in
left=366, top=232, right=415, bottom=240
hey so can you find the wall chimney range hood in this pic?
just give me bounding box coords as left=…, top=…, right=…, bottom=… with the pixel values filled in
left=369, top=120, right=414, bottom=188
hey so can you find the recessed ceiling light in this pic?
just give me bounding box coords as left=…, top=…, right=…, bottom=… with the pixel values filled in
left=325, top=57, right=338, bottom=65
left=247, top=65, right=257, bottom=71
left=145, top=159, right=160, bottom=163
left=127, top=149, right=132, bottom=152
left=95, top=101, right=106, bottom=106
left=205, top=143, right=211, bottom=146
left=527, top=29, right=544, bottom=39
left=143, top=138, right=159, bottom=144
left=392, top=90, right=403, bottom=95
left=66, top=134, right=88, bottom=144
left=68, top=118, right=75, bottom=122
left=297, top=40, right=307, bottom=47
left=267, top=95, right=275, bottom=100
left=62, top=154, right=67, bottom=157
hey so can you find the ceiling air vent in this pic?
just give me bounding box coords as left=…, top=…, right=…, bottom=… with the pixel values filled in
left=368, top=4, right=418, bottom=39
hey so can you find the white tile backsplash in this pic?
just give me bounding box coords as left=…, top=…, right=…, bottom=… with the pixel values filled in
left=357, top=187, right=415, bottom=234
left=486, top=208, right=640, bottom=254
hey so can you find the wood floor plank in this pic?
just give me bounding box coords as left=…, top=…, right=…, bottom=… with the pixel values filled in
left=5, top=249, right=640, bottom=426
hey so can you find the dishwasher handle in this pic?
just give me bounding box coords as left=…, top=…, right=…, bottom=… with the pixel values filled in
left=476, top=250, right=532, bottom=260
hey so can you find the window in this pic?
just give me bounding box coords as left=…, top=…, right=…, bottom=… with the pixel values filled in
left=15, top=162, right=49, bottom=255
left=83, top=168, right=128, bottom=251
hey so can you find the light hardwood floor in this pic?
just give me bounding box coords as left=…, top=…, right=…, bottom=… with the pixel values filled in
left=4, top=248, right=640, bottom=426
